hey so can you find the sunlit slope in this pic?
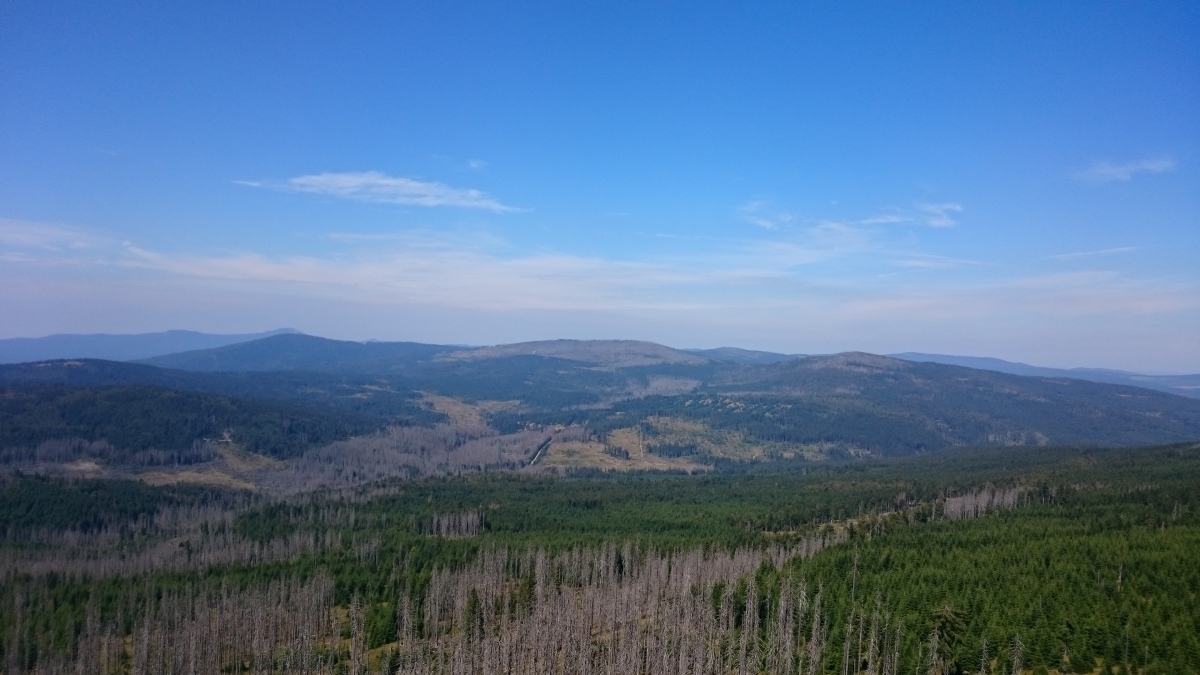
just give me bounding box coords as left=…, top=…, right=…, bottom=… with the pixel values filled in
left=492, top=352, right=1200, bottom=456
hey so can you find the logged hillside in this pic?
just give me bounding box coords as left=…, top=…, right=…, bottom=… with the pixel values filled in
left=493, top=352, right=1200, bottom=457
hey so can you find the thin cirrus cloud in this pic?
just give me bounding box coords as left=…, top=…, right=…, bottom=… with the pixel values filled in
left=238, top=171, right=521, bottom=212
left=917, top=202, right=963, bottom=227
left=108, top=238, right=1200, bottom=323
left=116, top=238, right=715, bottom=312
left=1075, top=158, right=1175, bottom=183
left=737, top=201, right=793, bottom=229
left=0, top=218, right=105, bottom=251
left=1048, top=246, right=1138, bottom=260
left=892, top=254, right=985, bottom=270
left=738, top=202, right=917, bottom=231
left=4, top=218, right=1198, bottom=369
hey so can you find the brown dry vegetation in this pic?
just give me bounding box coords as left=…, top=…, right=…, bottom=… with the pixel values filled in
left=539, top=439, right=708, bottom=472
left=137, top=469, right=256, bottom=491
left=421, top=394, right=517, bottom=429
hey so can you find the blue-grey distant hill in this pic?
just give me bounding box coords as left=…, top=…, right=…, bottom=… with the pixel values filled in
left=137, top=333, right=460, bottom=372
left=889, top=352, right=1200, bottom=400
left=0, top=329, right=299, bottom=364
left=5, top=337, right=1200, bottom=460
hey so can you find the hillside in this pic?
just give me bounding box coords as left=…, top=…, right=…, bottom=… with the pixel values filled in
left=4, top=339, right=1200, bottom=482
left=0, top=359, right=442, bottom=423
left=0, top=385, right=386, bottom=463
left=137, top=333, right=458, bottom=372
left=494, top=352, right=1200, bottom=460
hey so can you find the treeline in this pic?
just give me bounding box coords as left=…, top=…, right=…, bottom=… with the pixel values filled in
left=0, top=474, right=229, bottom=537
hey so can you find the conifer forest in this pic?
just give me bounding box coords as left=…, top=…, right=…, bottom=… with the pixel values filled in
left=2, top=442, right=1198, bottom=674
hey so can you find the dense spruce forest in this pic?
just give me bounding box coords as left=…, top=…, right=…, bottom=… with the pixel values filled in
left=2, top=443, right=1198, bottom=673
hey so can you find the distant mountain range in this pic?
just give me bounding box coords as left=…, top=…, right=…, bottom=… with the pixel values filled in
left=0, top=329, right=299, bottom=364
left=888, top=352, right=1200, bottom=400
left=4, top=334, right=1199, bottom=468
left=3, top=329, right=1196, bottom=400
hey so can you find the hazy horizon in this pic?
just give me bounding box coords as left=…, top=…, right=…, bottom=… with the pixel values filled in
left=4, top=327, right=1200, bottom=376
left=2, top=2, right=1197, bottom=372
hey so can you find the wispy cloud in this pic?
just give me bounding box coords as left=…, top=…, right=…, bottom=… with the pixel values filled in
left=807, top=221, right=873, bottom=250
left=0, top=219, right=105, bottom=251
left=6, top=218, right=1198, bottom=369
left=1048, top=246, right=1138, bottom=260
left=917, top=202, right=962, bottom=227
left=240, top=171, right=521, bottom=212
left=1076, top=158, right=1175, bottom=183
left=892, top=254, right=985, bottom=270
left=117, top=237, right=705, bottom=312
left=858, top=214, right=912, bottom=225
left=466, top=159, right=488, bottom=171
left=106, top=240, right=1197, bottom=326
left=738, top=201, right=793, bottom=229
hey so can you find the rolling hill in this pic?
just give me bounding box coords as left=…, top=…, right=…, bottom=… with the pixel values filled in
left=492, top=351, right=1200, bottom=458
left=137, top=333, right=459, bottom=372
left=4, top=337, right=1199, bottom=476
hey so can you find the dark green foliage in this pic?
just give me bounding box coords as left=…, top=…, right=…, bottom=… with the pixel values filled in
left=2, top=443, right=1199, bottom=671
left=0, top=360, right=444, bottom=425
left=0, top=475, right=224, bottom=536
left=791, top=498, right=1200, bottom=673
left=234, top=443, right=1200, bottom=556
left=0, top=385, right=386, bottom=460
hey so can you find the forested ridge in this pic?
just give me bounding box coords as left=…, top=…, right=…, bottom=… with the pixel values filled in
left=0, top=360, right=444, bottom=424
left=1, top=443, right=1197, bottom=673
left=5, top=348, right=1200, bottom=476
left=0, top=385, right=389, bottom=461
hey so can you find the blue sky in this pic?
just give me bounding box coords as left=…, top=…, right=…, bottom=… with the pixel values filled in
left=1, top=2, right=1197, bottom=371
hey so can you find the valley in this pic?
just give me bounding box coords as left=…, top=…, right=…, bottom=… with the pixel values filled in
left=3, top=334, right=1199, bottom=492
